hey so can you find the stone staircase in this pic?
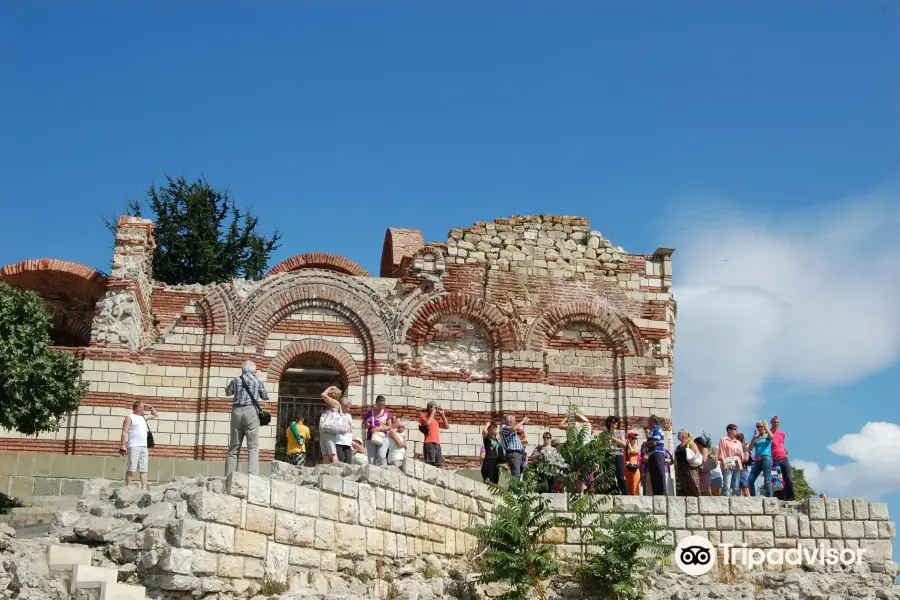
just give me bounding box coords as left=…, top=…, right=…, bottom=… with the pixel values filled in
left=0, top=495, right=79, bottom=528
left=47, top=543, right=146, bottom=600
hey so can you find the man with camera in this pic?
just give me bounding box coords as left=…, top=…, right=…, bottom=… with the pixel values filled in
left=225, top=360, right=270, bottom=478
left=419, top=401, right=449, bottom=466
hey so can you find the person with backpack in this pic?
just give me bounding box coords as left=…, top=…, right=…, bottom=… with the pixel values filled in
left=419, top=401, right=449, bottom=466
left=224, top=360, right=271, bottom=478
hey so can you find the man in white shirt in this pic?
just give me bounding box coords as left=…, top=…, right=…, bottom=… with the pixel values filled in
left=120, top=400, right=158, bottom=489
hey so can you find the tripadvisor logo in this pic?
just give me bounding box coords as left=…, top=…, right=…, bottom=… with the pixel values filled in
left=675, top=535, right=866, bottom=576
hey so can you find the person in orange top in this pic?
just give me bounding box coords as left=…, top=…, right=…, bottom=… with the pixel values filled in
left=419, top=401, right=449, bottom=466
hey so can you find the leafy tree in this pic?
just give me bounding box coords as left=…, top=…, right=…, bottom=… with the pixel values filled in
left=545, top=406, right=617, bottom=494
left=103, top=175, right=281, bottom=285
left=470, top=472, right=569, bottom=600
left=792, top=466, right=817, bottom=500
left=0, top=283, right=88, bottom=435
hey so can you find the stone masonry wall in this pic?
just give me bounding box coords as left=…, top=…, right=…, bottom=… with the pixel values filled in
left=0, top=214, right=676, bottom=469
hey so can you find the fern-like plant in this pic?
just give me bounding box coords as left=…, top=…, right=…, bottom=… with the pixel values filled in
left=571, top=509, right=673, bottom=600
left=550, top=406, right=617, bottom=494
left=469, top=471, right=570, bottom=600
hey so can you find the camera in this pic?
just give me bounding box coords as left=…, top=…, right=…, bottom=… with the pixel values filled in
left=679, top=545, right=712, bottom=566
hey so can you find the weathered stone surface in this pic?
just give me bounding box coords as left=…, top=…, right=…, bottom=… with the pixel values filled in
left=314, top=518, right=336, bottom=551
left=265, top=541, right=290, bottom=583
left=244, top=505, right=276, bottom=535
left=226, top=472, right=248, bottom=498
left=234, top=529, right=268, bottom=558
left=335, top=523, right=367, bottom=558
left=188, top=491, right=241, bottom=526
left=247, top=474, right=271, bottom=507
left=270, top=478, right=295, bottom=511
left=870, top=502, right=890, bottom=520
left=296, top=487, right=320, bottom=517
left=204, top=522, right=235, bottom=553
left=166, top=518, right=205, bottom=549
left=274, top=512, right=314, bottom=547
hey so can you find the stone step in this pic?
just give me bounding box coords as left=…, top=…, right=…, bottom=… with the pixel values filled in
left=22, top=495, right=82, bottom=505
left=10, top=503, right=77, bottom=515
left=1, top=511, right=59, bottom=527
left=47, top=543, right=92, bottom=572
left=70, top=564, right=118, bottom=594
left=100, top=582, right=145, bottom=600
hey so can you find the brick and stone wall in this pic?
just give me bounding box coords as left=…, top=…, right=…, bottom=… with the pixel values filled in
left=0, top=214, right=676, bottom=469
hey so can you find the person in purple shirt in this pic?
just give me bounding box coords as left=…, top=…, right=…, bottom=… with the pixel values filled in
left=363, top=395, right=393, bottom=466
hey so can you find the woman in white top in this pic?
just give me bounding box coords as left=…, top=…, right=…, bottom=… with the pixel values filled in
left=319, top=386, right=345, bottom=464
left=387, top=418, right=408, bottom=466
left=557, top=408, right=593, bottom=439
left=335, top=397, right=355, bottom=464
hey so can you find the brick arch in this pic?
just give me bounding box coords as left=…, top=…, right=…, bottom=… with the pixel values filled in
left=267, top=253, right=371, bottom=278
left=526, top=300, right=643, bottom=356
left=0, top=258, right=107, bottom=299
left=267, top=338, right=362, bottom=385
left=196, top=285, right=237, bottom=335
left=49, top=310, right=92, bottom=347
left=235, top=272, right=394, bottom=355
left=402, top=292, right=518, bottom=350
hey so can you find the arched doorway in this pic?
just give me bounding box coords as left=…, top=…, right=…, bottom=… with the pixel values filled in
left=277, top=354, right=347, bottom=465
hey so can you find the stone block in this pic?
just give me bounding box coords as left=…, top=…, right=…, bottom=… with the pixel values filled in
left=879, top=521, right=896, bottom=539
left=384, top=531, right=398, bottom=558
left=319, top=493, right=339, bottom=521
left=100, top=582, right=146, bottom=600
left=275, top=512, right=315, bottom=547
left=342, top=479, right=359, bottom=498
left=716, top=516, right=735, bottom=530
left=314, top=518, right=336, bottom=551
left=762, top=498, right=780, bottom=514
left=666, top=497, right=686, bottom=529
left=824, top=521, right=842, bottom=539
left=798, top=515, right=810, bottom=538
left=864, top=521, right=879, bottom=539
left=686, top=515, right=704, bottom=530
left=861, top=540, right=893, bottom=559
left=652, top=496, right=666, bottom=514
left=841, top=521, right=865, bottom=539
left=869, top=502, right=889, bottom=520
left=188, top=491, right=241, bottom=526
left=159, top=548, right=194, bottom=575
left=247, top=474, right=270, bottom=507
left=698, top=496, right=730, bottom=515
left=367, top=528, right=384, bottom=555
left=358, top=483, right=377, bottom=527
left=336, top=523, right=367, bottom=558
left=736, top=515, right=752, bottom=530
left=204, top=523, right=235, bottom=553
left=321, top=474, right=343, bottom=494
left=320, top=551, right=337, bottom=571
left=751, top=515, right=774, bottom=530
left=289, top=546, right=322, bottom=568
left=191, top=550, right=217, bottom=576
left=785, top=516, right=799, bottom=538
left=338, top=497, right=359, bottom=524
left=47, top=544, right=92, bottom=571
left=296, top=487, right=320, bottom=517
left=270, top=479, right=295, bottom=511
left=810, top=521, right=825, bottom=538
left=614, top=495, right=652, bottom=514
left=744, top=531, right=775, bottom=548
left=266, top=541, right=290, bottom=584
left=729, top=497, right=764, bottom=515
left=226, top=472, right=248, bottom=498
left=245, top=505, right=276, bottom=535
left=703, top=516, right=717, bottom=529
left=773, top=516, right=786, bottom=537
left=824, top=499, right=840, bottom=519
left=70, top=564, right=117, bottom=592
left=684, top=497, right=698, bottom=515
left=805, top=498, right=826, bottom=520
left=166, top=519, right=205, bottom=549
left=235, top=529, right=267, bottom=558
left=544, top=494, right=568, bottom=512
left=838, top=498, right=855, bottom=520
left=216, top=554, right=242, bottom=577
left=852, top=498, right=869, bottom=520
left=243, top=558, right=265, bottom=579
left=153, top=574, right=201, bottom=591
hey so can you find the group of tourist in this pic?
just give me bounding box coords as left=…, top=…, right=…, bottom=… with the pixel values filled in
left=114, top=360, right=791, bottom=504
left=476, top=410, right=795, bottom=501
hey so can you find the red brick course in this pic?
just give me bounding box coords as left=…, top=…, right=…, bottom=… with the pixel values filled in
left=267, top=252, right=371, bottom=278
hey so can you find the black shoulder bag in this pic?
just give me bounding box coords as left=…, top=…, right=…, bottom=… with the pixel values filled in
left=241, top=376, right=271, bottom=426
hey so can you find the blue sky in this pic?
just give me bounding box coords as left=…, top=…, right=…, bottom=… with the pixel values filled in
left=2, top=1, right=899, bottom=558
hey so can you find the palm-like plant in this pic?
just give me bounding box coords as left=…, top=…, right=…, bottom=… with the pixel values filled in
left=470, top=471, right=570, bottom=600
left=549, top=406, right=617, bottom=494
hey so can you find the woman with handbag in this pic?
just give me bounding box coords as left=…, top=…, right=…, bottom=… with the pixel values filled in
left=674, top=429, right=702, bottom=496
left=319, top=386, right=347, bottom=464
left=364, top=395, right=393, bottom=466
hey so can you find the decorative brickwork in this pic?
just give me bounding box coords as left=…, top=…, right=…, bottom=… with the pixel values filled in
left=267, top=252, right=372, bottom=278
left=266, top=339, right=362, bottom=385
left=0, top=214, right=676, bottom=465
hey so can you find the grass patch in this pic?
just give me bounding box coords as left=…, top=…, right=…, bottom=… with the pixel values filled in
left=422, top=563, right=441, bottom=580
left=258, top=578, right=289, bottom=596
left=0, top=493, right=24, bottom=515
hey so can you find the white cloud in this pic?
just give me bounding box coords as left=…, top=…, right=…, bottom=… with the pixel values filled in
left=669, top=192, right=900, bottom=433
left=793, top=421, right=900, bottom=500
